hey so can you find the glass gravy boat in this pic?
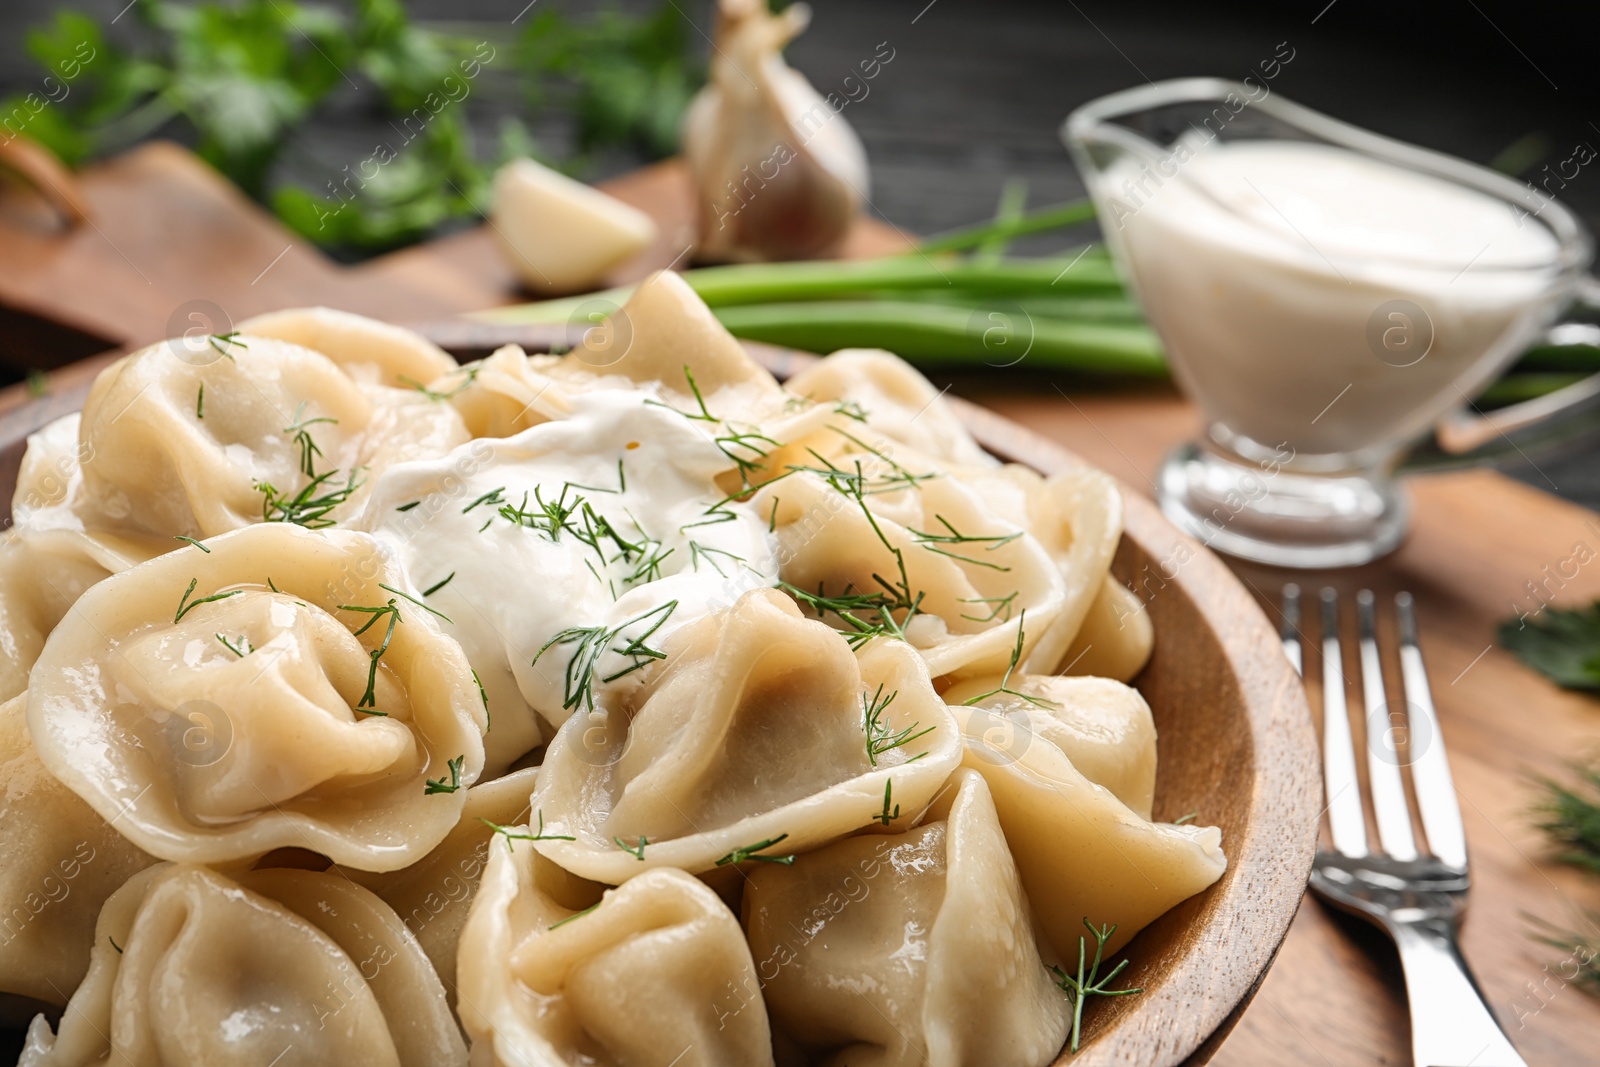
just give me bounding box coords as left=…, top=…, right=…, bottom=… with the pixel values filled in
left=1064, top=78, right=1596, bottom=568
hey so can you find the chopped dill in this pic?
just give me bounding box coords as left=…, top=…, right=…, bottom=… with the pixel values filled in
left=175, top=579, right=240, bottom=624
left=716, top=834, right=796, bottom=867
left=424, top=754, right=465, bottom=795
left=614, top=834, right=649, bottom=861
left=863, top=684, right=932, bottom=766
left=959, top=613, right=1059, bottom=710
left=532, top=600, right=678, bottom=714
left=216, top=633, right=253, bottom=657
left=422, top=572, right=455, bottom=597
left=481, top=811, right=576, bottom=850
left=173, top=535, right=210, bottom=553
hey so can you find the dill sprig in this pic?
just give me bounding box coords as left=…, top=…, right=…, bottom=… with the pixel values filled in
left=256, top=468, right=364, bottom=528
left=1526, top=914, right=1600, bottom=994
left=424, top=754, right=466, bottom=795
left=959, top=612, right=1059, bottom=710
left=834, top=399, right=870, bottom=423
left=532, top=601, right=678, bottom=714
left=862, top=684, right=932, bottom=766
left=499, top=485, right=585, bottom=541
left=1534, top=766, right=1600, bottom=873
left=909, top=514, right=1020, bottom=571
left=549, top=901, right=602, bottom=930
left=614, top=834, right=649, bottom=860
left=960, top=591, right=1019, bottom=623
left=173, top=535, right=210, bottom=553
left=716, top=834, right=796, bottom=866
left=716, top=428, right=780, bottom=486
left=644, top=365, right=717, bottom=422
left=463, top=487, right=506, bottom=514
left=398, top=365, right=479, bottom=402
left=175, top=578, right=240, bottom=624
left=875, top=779, right=900, bottom=826
left=1049, top=919, right=1144, bottom=1052
left=209, top=332, right=246, bottom=359
left=481, top=811, right=576, bottom=851
left=338, top=597, right=404, bottom=709
left=282, top=402, right=338, bottom=478
left=216, top=632, right=253, bottom=657
left=688, top=541, right=746, bottom=578
left=472, top=668, right=490, bottom=732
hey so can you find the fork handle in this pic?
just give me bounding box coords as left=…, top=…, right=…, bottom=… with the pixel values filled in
left=1391, top=919, right=1527, bottom=1067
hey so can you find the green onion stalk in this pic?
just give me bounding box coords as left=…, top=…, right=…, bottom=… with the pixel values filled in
left=479, top=199, right=1597, bottom=398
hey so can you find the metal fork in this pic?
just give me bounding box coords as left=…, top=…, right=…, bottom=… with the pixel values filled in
left=1282, top=585, right=1527, bottom=1067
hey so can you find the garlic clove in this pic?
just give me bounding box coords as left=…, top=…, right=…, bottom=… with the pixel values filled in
left=683, top=0, right=870, bottom=263
left=490, top=158, right=659, bottom=294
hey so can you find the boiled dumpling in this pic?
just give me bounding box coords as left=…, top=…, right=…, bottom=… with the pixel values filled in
left=944, top=673, right=1157, bottom=819
left=950, top=698, right=1225, bottom=955
left=72, top=332, right=464, bottom=541
left=532, top=588, right=961, bottom=883
left=458, top=831, right=771, bottom=1067
left=27, top=523, right=486, bottom=872
left=441, top=344, right=575, bottom=438
left=20, top=863, right=466, bottom=1066
left=237, top=305, right=459, bottom=388
left=1058, top=576, right=1154, bottom=682
left=0, top=693, right=156, bottom=1007
left=784, top=348, right=996, bottom=470
left=0, top=527, right=151, bottom=702
left=756, top=468, right=1066, bottom=680
left=743, top=767, right=1070, bottom=1067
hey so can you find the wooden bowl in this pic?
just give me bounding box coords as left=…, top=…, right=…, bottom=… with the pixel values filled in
left=0, top=346, right=1319, bottom=1066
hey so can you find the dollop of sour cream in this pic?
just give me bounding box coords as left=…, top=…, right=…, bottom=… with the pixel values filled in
left=358, top=390, right=777, bottom=771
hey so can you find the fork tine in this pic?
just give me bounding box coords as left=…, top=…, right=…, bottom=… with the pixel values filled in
left=1395, top=592, right=1468, bottom=870
left=1280, top=584, right=1303, bottom=675
left=1357, top=590, right=1418, bottom=860
left=1320, top=588, right=1369, bottom=857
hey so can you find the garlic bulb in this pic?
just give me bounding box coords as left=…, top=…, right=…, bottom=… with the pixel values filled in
left=682, top=0, right=870, bottom=262
left=490, top=157, right=658, bottom=293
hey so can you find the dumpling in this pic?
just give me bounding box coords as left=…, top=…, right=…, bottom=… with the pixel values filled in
left=237, top=305, right=459, bottom=389
left=784, top=348, right=996, bottom=470
left=987, top=465, right=1124, bottom=674
left=356, top=388, right=779, bottom=773
left=72, top=333, right=465, bottom=541
left=531, top=588, right=961, bottom=884
left=338, top=765, right=543, bottom=1004
left=950, top=697, right=1225, bottom=956
left=26, top=523, right=486, bottom=872
left=743, top=768, right=1070, bottom=1067
left=458, top=829, right=771, bottom=1067
left=943, top=673, right=1157, bottom=819
left=20, top=863, right=467, bottom=1067
left=0, top=693, right=156, bottom=1007
left=756, top=469, right=1066, bottom=680
left=1058, top=576, right=1154, bottom=682
left=0, top=527, right=151, bottom=703
left=442, top=344, right=575, bottom=438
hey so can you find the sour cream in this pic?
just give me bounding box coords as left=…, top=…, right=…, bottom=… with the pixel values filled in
left=1108, top=140, right=1566, bottom=457
left=358, top=390, right=777, bottom=771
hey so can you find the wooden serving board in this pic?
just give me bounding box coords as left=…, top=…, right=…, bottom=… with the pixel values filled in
left=2, top=140, right=1597, bottom=1063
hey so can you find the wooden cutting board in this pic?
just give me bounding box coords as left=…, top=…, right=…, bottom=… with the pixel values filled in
left=2, top=142, right=1597, bottom=1063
